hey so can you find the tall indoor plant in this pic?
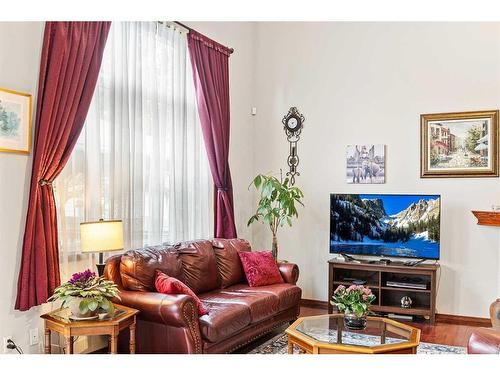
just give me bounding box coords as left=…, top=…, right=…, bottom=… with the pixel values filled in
left=247, top=173, right=304, bottom=259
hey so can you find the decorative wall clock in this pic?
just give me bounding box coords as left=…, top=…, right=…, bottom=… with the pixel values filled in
left=282, top=107, right=305, bottom=185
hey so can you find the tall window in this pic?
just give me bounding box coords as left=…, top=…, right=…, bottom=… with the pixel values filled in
left=54, top=22, right=211, bottom=277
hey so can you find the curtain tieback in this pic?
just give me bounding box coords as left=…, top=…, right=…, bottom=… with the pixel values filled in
left=39, top=179, right=53, bottom=187
left=217, top=187, right=228, bottom=192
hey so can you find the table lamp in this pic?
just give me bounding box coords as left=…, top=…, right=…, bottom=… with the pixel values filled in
left=80, top=219, right=124, bottom=276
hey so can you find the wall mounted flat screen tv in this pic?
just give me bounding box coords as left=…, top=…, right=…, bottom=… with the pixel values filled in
left=330, top=194, right=441, bottom=260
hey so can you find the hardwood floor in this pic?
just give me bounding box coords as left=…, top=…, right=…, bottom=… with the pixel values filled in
left=237, top=305, right=487, bottom=353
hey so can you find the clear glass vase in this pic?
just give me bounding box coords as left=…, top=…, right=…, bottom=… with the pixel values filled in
left=343, top=313, right=367, bottom=330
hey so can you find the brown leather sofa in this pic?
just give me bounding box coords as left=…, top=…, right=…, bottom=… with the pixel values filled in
left=104, top=238, right=301, bottom=353
left=467, top=327, right=500, bottom=354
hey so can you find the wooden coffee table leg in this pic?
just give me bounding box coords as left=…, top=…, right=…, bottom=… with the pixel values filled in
left=381, top=322, right=386, bottom=344
left=110, top=333, right=118, bottom=354
left=129, top=322, right=136, bottom=354
left=65, top=336, right=73, bottom=354
left=287, top=337, right=293, bottom=354
left=44, top=327, right=51, bottom=354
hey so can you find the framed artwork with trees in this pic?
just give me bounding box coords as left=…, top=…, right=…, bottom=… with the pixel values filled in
left=420, top=110, right=498, bottom=178
left=0, top=87, right=32, bottom=154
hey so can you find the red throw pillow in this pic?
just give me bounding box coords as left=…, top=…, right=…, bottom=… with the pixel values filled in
left=238, top=251, right=284, bottom=287
left=154, top=270, right=208, bottom=316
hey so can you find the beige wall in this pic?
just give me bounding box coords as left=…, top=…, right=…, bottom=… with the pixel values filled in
left=0, top=22, right=47, bottom=353
left=194, top=21, right=500, bottom=318
left=251, top=22, right=500, bottom=318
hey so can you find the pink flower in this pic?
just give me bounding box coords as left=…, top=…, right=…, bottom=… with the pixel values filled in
left=362, top=287, right=371, bottom=295
left=334, top=285, right=346, bottom=294
left=346, top=284, right=360, bottom=292
left=362, top=294, right=369, bottom=301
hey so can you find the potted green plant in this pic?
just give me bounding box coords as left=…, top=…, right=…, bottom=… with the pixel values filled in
left=247, top=173, right=304, bottom=260
left=331, top=284, right=376, bottom=330
left=48, top=269, right=120, bottom=320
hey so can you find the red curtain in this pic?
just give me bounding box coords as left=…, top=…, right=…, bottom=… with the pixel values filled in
left=187, top=30, right=237, bottom=239
left=15, top=22, right=111, bottom=311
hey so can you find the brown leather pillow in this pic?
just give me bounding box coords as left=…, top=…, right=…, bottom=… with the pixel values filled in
left=176, top=240, right=221, bottom=294
left=120, top=245, right=183, bottom=291
left=212, top=238, right=251, bottom=288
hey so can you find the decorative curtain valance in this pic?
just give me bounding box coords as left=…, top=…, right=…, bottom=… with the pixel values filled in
left=188, top=31, right=233, bottom=56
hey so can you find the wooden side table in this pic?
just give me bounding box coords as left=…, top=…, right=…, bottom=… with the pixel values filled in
left=41, top=304, right=139, bottom=354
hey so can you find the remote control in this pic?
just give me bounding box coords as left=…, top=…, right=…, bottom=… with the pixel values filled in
left=404, top=259, right=426, bottom=267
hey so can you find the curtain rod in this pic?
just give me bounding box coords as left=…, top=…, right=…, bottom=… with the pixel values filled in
left=169, top=21, right=234, bottom=55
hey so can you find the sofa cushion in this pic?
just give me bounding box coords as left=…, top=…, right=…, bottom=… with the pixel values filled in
left=198, top=301, right=251, bottom=343
left=468, top=328, right=500, bottom=354
left=199, top=288, right=279, bottom=324
left=238, top=251, right=284, bottom=287
left=155, top=270, right=208, bottom=316
left=226, top=283, right=302, bottom=312
left=212, top=238, right=251, bottom=288
left=120, top=245, right=183, bottom=291
left=175, top=240, right=221, bottom=294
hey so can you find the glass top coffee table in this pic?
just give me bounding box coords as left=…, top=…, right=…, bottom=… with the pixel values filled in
left=285, top=314, right=420, bottom=354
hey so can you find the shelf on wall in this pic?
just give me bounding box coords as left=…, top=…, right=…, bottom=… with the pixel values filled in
left=471, top=211, right=500, bottom=227
left=333, top=281, right=379, bottom=289
left=371, top=305, right=430, bottom=316
left=380, top=286, right=431, bottom=294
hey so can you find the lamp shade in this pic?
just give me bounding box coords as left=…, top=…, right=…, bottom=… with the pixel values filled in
left=80, top=219, right=124, bottom=253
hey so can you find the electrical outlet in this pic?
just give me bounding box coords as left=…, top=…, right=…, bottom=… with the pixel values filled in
left=29, top=328, right=39, bottom=346
left=3, top=336, right=12, bottom=353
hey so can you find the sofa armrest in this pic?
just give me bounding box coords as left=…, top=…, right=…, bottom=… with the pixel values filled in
left=468, top=328, right=500, bottom=354
left=277, top=262, right=299, bottom=285
left=117, top=290, right=199, bottom=327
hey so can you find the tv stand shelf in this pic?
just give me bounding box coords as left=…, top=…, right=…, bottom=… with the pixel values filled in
left=328, top=259, right=439, bottom=324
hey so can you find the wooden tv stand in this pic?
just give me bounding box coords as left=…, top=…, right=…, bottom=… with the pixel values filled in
left=328, top=259, right=439, bottom=324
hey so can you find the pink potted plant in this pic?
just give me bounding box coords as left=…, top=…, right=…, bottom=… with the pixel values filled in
left=331, top=284, right=376, bottom=330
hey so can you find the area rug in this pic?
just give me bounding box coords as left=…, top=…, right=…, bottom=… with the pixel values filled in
left=249, top=331, right=467, bottom=354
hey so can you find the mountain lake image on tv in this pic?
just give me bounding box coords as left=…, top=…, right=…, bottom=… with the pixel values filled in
left=330, top=194, right=441, bottom=259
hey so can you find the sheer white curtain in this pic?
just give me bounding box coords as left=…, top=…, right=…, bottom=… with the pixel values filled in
left=54, top=22, right=211, bottom=279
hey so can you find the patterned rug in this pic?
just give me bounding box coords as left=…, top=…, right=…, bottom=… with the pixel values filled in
left=249, top=331, right=467, bottom=354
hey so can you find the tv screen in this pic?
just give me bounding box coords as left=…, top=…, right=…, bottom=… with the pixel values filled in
left=330, top=194, right=440, bottom=260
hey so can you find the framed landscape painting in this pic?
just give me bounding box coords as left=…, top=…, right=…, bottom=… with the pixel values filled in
left=0, top=87, right=32, bottom=154
left=420, top=110, right=499, bottom=178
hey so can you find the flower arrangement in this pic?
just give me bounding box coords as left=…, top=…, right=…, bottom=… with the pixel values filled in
left=48, top=269, right=120, bottom=317
left=331, top=284, right=376, bottom=317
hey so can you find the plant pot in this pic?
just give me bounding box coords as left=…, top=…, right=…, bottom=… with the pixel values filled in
left=69, top=297, right=98, bottom=319
left=344, top=313, right=367, bottom=330
left=490, top=298, right=500, bottom=328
